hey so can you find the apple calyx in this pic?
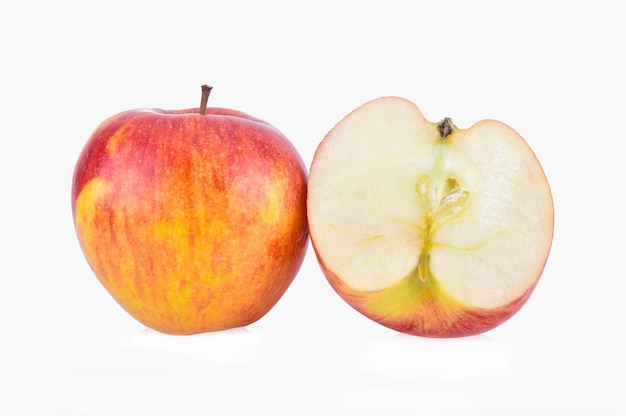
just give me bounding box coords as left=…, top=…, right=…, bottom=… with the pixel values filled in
left=199, top=84, right=213, bottom=115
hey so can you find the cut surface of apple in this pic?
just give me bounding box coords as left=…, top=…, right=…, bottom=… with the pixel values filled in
left=307, top=97, right=554, bottom=337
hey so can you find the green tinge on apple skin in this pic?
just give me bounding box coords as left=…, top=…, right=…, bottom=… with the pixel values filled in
left=364, top=266, right=460, bottom=319
left=358, top=269, right=526, bottom=337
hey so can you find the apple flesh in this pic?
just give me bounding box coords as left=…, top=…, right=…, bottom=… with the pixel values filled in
left=72, top=87, right=308, bottom=335
left=307, top=97, right=554, bottom=337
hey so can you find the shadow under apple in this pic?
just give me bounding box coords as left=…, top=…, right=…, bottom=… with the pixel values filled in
left=123, top=326, right=265, bottom=366
left=356, top=332, right=523, bottom=382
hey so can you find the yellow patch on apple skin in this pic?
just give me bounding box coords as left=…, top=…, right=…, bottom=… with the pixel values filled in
left=261, top=185, right=283, bottom=225
left=104, top=122, right=132, bottom=155
left=75, top=178, right=112, bottom=230
left=75, top=177, right=154, bottom=315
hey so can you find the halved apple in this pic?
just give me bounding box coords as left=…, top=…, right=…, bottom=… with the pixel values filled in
left=307, top=97, right=554, bottom=337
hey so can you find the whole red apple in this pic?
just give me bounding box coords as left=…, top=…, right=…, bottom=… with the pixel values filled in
left=72, top=86, right=308, bottom=335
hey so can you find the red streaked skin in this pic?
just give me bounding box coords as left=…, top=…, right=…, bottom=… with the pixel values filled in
left=315, top=248, right=542, bottom=338
left=72, top=107, right=308, bottom=335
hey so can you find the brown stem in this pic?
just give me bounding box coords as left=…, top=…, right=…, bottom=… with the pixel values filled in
left=200, top=85, right=213, bottom=115
left=437, top=117, right=454, bottom=139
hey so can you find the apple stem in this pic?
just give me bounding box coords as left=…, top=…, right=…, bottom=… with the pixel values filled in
left=200, top=85, right=213, bottom=115
left=438, top=118, right=454, bottom=139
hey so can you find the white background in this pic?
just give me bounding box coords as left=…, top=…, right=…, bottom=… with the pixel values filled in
left=2, top=1, right=624, bottom=414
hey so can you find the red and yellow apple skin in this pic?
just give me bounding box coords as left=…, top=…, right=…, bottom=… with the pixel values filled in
left=72, top=106, right=308, bottom=335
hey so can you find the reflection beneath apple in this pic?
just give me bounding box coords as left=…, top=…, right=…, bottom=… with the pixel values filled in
left=121, top=326, right=265, bottom=366
left=357, top=333, right=522, bottom=382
